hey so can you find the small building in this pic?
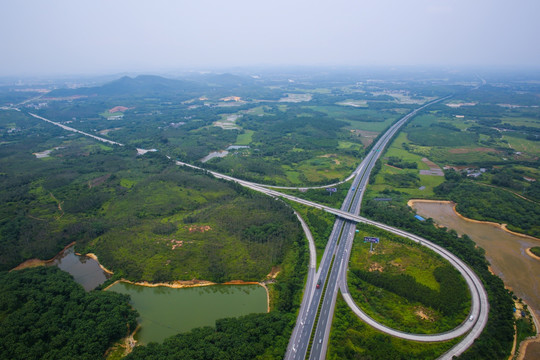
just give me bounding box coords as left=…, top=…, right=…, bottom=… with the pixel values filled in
left=414, top=215, right=426, bottom=221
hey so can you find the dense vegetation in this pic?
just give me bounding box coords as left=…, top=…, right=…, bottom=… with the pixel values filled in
left=126, top=312, right=293, bottom=360
left=204, top=105, right=361, bottom=185
left=405, top=126, right=478, bottom=147
left=0, top=267, right=138, bottom=360
left=0, top=109, right=309, bottom=359
left=88, top=174, right=303, bottom=283
left=434, top=172, right=540, bottom=237
left=352, top=265, right=467, bottom=317
left=0, top=110, right=304, bottom=282
left=387, top=156, right=418, bottom=169
left=530, top=246, right=540, bottom=257
left=328, top=295, right=460, bottom=360
left=121, top=205, right=308, bottom=358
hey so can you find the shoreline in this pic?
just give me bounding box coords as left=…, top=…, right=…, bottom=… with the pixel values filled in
left=77, top=252, right=115, bottom=275
left=525, top=248, right=540, bottom=261
left=104, top=278, right=270, bottom=312
left=515, top=300, right=540, bottom=360
left=408, top=199, right=540, bottom=241
left=10, top=241, right=77, bottom=271
left=12, top=241, right=271, bottom=313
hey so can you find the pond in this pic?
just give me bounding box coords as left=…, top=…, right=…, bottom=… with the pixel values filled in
left=52, top=247, right=111, bottom=291
left=107, top=282, right=268, bottom=344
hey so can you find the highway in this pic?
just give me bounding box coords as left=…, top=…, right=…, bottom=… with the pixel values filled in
left=174, top=97, right=488, bottom=359
left=22, top=95, right=489, bottom=359
left=28, top=113, right=124, bottom=146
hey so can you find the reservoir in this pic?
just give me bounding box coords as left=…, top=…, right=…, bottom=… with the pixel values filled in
left=52, top=247, right=110, bottom=291
left=410, top=200, right=540, bottom=323
left=107, top=282, right=268, bottom=344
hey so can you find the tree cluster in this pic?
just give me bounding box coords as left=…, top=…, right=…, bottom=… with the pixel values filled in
left=0, top=267, right=138, bottom=360
left=351, top=264, right=468, bottom=316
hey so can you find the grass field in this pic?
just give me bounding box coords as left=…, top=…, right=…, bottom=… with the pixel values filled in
left=343, top=117, right=397, bottom=132
left=303, top=105, right=402, bottom=133
left=499, top=116, right=540, bottom=128
left=100, top=111, right=124, bottom=118
left=235, top=130, right=254, bottom=145
left=347, top=224, right=470, bottom=334
left=503, top=134, right=540, bottom=156
left=279, top=154, right=357, bottom=185
left=410, top=113, right=471, bottom=130
left=384, top=133, right=431, bottom=170
left=369, top=132, right=445, bottom=198
left=327, top=295, right=461, bottom=360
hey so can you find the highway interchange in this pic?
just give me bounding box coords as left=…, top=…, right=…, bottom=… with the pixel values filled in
left=21, top=96, right=489, bottom=360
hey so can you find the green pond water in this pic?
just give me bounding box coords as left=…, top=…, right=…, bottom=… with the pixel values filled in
left=108, top=282, right=267, bottom=344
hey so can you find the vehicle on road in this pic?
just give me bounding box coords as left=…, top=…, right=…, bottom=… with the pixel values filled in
left=316, top=279, right=321, bottom=289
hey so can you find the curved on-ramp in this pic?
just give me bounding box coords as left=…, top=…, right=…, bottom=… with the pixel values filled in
left=338, top=216, right=489, bottom=358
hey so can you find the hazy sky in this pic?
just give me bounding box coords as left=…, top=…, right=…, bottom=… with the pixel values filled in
left=2, top=0, right=539, bottom=76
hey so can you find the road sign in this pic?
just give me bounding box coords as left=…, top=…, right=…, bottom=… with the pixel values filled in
left=364, top=237, right=379, bottom=243
left=326, top=187, right=337, bottom=193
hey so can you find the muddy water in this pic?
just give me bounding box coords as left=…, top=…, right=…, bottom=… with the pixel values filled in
left=410, top=201, right=540, bottom=322
left=52, top=247, right=110, bottom=291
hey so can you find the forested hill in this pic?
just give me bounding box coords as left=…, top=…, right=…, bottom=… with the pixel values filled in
left=46, top=75, right=204, bottom=98
left=0, top=266, right=138, bottom=360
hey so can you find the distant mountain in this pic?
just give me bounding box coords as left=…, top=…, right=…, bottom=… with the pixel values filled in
left=186, top=73, right=258, bottom=87
left=46, top=75, right=203, bottom=98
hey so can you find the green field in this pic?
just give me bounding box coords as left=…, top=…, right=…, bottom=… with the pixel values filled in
left=503, top=134, right=540, bottom=157
left=235, top=129, right=254, bottom=145
left=368, top=132, right=445, bottom=199
left=100, top=111, right=124, bottom=118
left=347, top=224, right=470, bottom=334
left=328, top=295, right=460, bottom=360
left=499, top=116, right=540, bottom=128
left=304, top=105, right=402, bottom=132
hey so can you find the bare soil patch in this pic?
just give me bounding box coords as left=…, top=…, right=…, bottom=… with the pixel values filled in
left=448, top=147, right=498, bottom=154
left=421, top=157, right=438, bottom=168
left=88, top=173, right=111, bottom=188
left=188, top=225, right=212, bottom=233
left=109, top=106, right=129, bottom=113
left=415, top=307, right=435, bottom=321
left=369, top=262, right=384, bottom=272
left=98, top=127, right=122, bottom=135
left=266, top=266, right=281, bottom=279
left=10, top=241, right=76, bottom=271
